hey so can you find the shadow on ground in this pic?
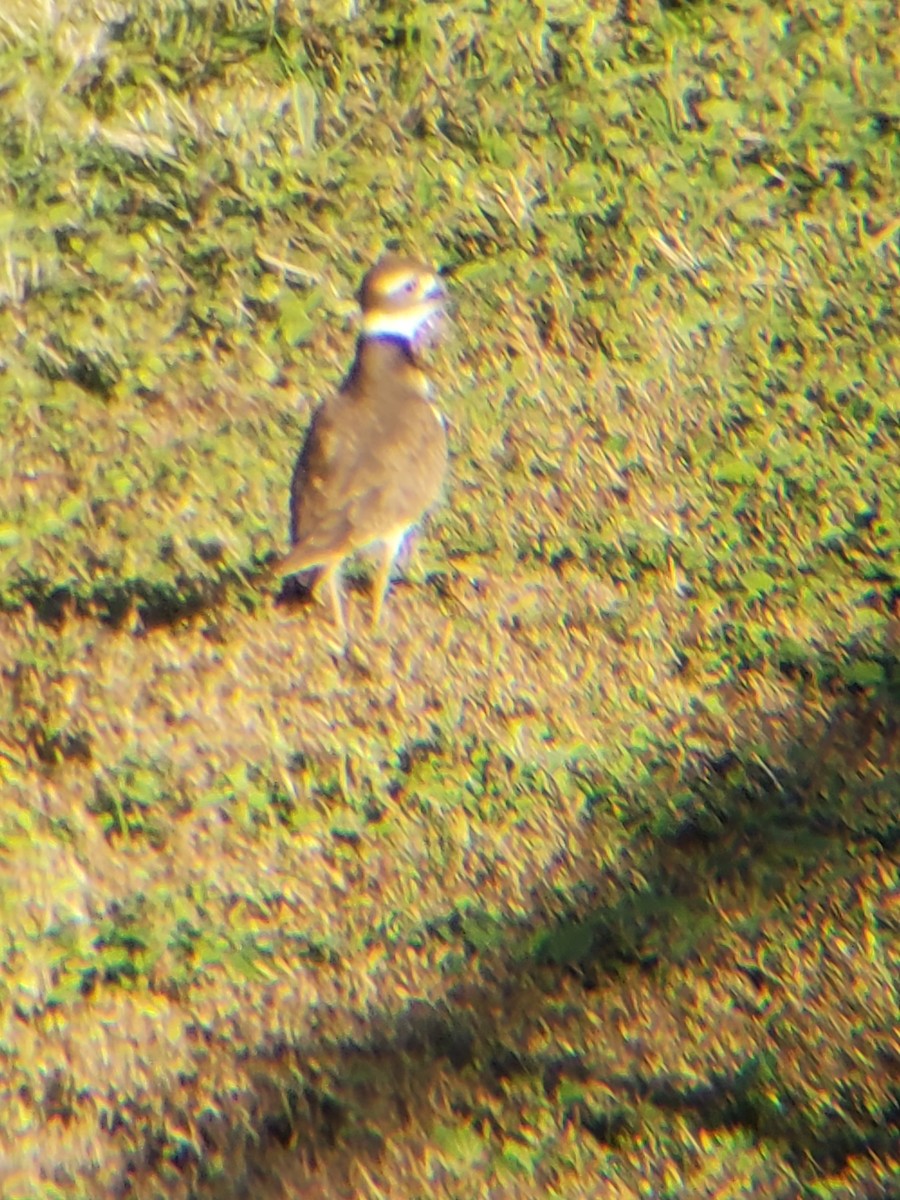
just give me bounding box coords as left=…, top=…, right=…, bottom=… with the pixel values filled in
left=104, top=645, right=899, bottom=1198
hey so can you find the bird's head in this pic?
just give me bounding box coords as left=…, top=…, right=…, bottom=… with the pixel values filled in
left=358, top=253, right=446, bottom=348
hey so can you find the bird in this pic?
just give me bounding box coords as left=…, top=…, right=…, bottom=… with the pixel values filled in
left=279, top=252, right=448, bottom=641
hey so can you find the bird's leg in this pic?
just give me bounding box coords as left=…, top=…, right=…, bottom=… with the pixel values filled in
left=315, top=562, right=347, bottom=644
left=370, top=531, right=405, bottom=630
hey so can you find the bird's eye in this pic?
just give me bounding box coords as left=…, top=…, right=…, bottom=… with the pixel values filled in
left=401, top=279, right=417, bottom=295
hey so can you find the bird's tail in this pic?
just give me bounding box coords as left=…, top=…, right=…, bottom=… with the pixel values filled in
left=278, top=542, right=320, bottom=586
left=273, top=548, right=321, bottom=606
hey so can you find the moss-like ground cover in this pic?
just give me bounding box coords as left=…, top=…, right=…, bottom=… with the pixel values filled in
left=0, top=0, right=897, bottom=1196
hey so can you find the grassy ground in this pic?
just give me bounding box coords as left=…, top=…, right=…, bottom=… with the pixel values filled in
left=0, top=0, right=898, bottom=1196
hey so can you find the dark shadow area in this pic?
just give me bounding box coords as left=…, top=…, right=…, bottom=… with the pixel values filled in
left=88, top=643, right=900, bottom=1198
left=274, top=570, right=319, bottom=610
left=6, top=557, right=281, bottom=633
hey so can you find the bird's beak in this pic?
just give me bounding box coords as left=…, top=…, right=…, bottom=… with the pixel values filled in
left=420, top=275, right=447, bottom=326
left=414, top=278, right=447, bottom=349
left=425, top=273, right=446, bottom=304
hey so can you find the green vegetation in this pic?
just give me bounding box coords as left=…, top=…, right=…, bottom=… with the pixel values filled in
left=0, top=0, right=897, bottom=1195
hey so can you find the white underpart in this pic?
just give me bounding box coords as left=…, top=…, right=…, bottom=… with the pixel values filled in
left=380, top=526, right=408, bottom=561
left=362, top=296, right=442, bottom=341
left=412, top=371, right=447, bottom=426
